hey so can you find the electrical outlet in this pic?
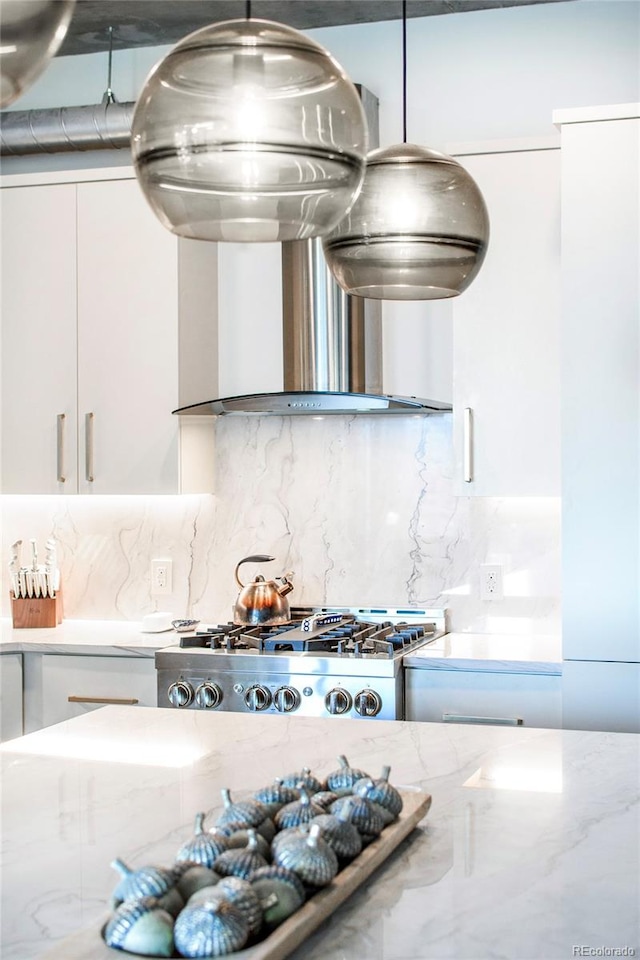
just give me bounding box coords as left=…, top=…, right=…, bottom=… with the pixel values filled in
left=480, top=564, right=503, bottom=601
left=151, top=559, right=172, bottom=596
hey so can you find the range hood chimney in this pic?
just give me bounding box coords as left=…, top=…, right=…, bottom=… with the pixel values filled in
left=173, top=86, right=451, bottom=418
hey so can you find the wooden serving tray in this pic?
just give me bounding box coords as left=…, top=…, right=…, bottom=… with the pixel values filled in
left=43, top=789, right=431, bottom=960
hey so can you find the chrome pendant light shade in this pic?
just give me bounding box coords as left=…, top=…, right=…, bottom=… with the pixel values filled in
left=322, top=142, right=490, bottom=300
left=0, top=0, right=76, bottom=108
left=131, top=18, right=368, bottom=243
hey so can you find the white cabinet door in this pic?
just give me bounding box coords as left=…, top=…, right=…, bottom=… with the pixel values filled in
left=1, top=183, right=78, bottom=493
left=24, top=653, right=157, bottom=732
left=76, top=179, right=180, bottom=494
left=452, top=147, right=561, bottom=496
left=405, top=667, right=562, bottom=729
left=0, top=653, right=23, bottom=741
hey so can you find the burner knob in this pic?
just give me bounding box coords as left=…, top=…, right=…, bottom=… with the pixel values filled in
left=274, top=685, right=301, bottom=713
left=244, top=684, right=272, bottom=712
left=354, top=689, right=382, bottom=717
left=167, top=680, right=194, bottom=708
left=325, top=687, right=352, bottom=715
left=195, top=682, right=223, bottom=709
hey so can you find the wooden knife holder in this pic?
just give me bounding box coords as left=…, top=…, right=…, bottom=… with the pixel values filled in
left=10, top=589, right=63, bottom=628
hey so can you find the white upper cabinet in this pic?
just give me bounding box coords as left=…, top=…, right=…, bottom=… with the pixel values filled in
left=1, top=170, right=218, bottom=494
left=75, top=179, right=180, bottom=493
left=1, top=183, right=78, bottom=493
left=452, top=143, right=561, bottom=496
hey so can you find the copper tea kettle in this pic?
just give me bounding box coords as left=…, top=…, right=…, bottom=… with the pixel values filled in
left=233, top=555, right=294, bottom=626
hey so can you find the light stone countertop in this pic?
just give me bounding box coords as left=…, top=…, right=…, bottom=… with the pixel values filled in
left=1, top=706, right=637, bottom=960
left=0, top=618, right=181, bottom=657
left=1, top=619, right=563, bottom=672
left=404, top=631, right=563, bottom=675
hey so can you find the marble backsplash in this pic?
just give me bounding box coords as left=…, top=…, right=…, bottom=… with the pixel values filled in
left=2, top=413, right=561, bottom=634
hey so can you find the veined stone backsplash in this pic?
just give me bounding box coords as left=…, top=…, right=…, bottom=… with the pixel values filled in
left=2, top=413, right=560, bottom=634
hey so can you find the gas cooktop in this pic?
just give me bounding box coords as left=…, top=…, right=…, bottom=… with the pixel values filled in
left=155, top=606, right=447, bottom=721
left=176, top=608, right=438, bottom=659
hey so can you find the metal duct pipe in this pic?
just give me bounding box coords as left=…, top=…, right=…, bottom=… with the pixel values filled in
left=0, top=101, right=134, bottom=155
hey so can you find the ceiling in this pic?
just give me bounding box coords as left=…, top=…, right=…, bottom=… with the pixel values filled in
left=57, top=0, right=571, bottom=57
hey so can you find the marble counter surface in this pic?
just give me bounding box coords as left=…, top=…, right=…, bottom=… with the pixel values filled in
left=0, top=618, right=179, bottom=657
left=2, top=618, right=563, bottom=672
left=404, top=632, right=563, bottom=675
left=1, top=707, right=637, bottom=960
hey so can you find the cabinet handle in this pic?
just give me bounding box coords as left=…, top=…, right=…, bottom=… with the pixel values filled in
left=463, top=407, right=473, bottom=483
left=56, top=413, right=66, bottom=483
left=85, top=412, right=95, bottom=482
left=68, top=696, right=139, bottom=705
left=442, top=713, right=523, bottom=726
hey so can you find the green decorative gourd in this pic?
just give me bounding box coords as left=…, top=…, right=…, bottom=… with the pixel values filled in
left=104, top=896, right=174, bottom=957
left=249, top=865, right=307, bottom=929
left=324, top=754, right=370, bottom=796
left=176, top=812, right=230, bottom=868
left=110, top=859, right=183, bottom=917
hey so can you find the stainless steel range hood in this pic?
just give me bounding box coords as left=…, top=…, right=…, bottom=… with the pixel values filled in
left=173, top=238, right=451, bottom=417
left=172, top=84, right=450, bottom=418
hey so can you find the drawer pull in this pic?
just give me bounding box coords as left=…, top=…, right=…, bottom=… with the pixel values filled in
left=442, top=713, right=523, bottom=726
left=68, top=696, right=139, bottom=705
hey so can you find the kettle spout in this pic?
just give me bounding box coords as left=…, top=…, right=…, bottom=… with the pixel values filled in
left=275, top=573, right=294, bottom=597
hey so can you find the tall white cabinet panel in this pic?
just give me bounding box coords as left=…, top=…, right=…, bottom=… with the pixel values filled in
left=557, top=104, right=640, bottom=733
left=1, top=184, right=78, bottom=493
left=76, top=180, right=179, bottom=493
left=452, top=144, right=561, bottom=496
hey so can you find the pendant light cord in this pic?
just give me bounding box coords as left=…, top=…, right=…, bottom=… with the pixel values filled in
left=245, top=0, right=252, bottom=18
left=102, top=25, right=117, bottom=105
left=402, top=0, right=407, bottom=143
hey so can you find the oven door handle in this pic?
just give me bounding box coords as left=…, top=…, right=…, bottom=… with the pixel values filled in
left=68, top=695, right=139, bottom=705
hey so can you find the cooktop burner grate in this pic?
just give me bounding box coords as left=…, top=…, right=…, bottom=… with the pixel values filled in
left=177, top=613, right=435, bottom=658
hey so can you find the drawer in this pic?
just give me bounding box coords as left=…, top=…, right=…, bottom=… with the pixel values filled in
left=24, top=653, right=157, bottom=732
left=404, top=668, right=562, bottom=728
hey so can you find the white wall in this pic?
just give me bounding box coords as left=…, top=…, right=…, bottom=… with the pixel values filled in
left=3, top=1, right=638, bottom=402
left=8, top=1, right=639, bottom=145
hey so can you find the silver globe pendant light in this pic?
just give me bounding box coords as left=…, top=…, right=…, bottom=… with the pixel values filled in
left=131, top=1, right=368, bottom=243
left=322, top=1, right=490, bottom=300
left=0, top=0, right=76, bottom=108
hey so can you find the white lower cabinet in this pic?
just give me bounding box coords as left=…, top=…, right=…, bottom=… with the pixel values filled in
left=1, top=653, right=23, bottom=741
left=23, top=653, right=157, bottom=733
left=562, top=661, right=640, bottom=735
left=404, top=668, right=562, bottom=728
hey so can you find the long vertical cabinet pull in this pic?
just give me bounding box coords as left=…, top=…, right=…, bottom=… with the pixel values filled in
left=463, top=407, right=474, bottom=483
left=56, top=414, right=66, bottom=483
left=85, top=412, right=95, bottom=482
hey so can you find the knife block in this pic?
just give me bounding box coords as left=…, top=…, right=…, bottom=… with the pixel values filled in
left=10, top=589, right=63, bottom=628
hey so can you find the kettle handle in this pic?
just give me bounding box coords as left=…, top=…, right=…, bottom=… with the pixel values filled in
left=235, top=555, right=275, bottom=588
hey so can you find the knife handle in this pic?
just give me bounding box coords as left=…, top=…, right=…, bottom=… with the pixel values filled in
left=85, top=412, right=95, bottom=482
left=56, top=413, right=66, bottom=483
